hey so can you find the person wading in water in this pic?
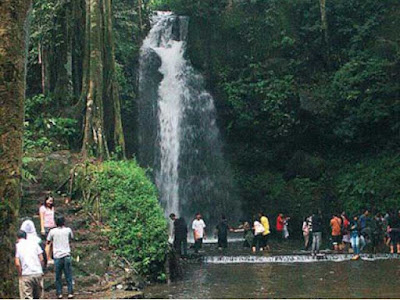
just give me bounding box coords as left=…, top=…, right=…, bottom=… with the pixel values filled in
left=192, top=213, right=206, bottom=254
left=169, top=213, right=188, bottom=257
left=215, top=214, right=231, bottom=251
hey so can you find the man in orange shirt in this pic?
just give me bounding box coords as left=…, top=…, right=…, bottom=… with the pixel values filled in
left=330, top=214, right=342, bottom=251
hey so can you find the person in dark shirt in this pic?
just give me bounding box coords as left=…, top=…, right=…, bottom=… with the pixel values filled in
left=371, top=213, right=384, bottom=253
left=169, top=213, right=188, bottom=257
left=216, top=214, right=231, bottom=250
left=359, top=209, right=371, bottom=250
left=311, top=210, right=322, bottom=257
left=388, top=210, right=400, bottom=254
left=350, top=215, right=361, bottom=260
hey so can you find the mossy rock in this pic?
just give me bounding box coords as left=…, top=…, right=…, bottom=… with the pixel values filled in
left=74, top=249, right=110, bottom=277
left=41, top=151, right=72, bottom=190
left=23, top=156, right=44, bottom=177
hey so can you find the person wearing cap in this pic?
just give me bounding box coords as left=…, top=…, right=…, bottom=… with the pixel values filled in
left=20, top=219, right=42, bottom=245
left=20, top=219, right=48, bottom=267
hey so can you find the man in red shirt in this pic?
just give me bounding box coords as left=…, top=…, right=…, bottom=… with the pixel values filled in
left=276, top=213, right=284, bottom=239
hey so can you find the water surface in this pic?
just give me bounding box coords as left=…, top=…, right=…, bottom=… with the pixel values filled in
left=145, top=256, right=400, bottom=298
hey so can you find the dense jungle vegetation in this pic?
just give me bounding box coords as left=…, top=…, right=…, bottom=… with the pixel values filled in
left=152, top=0, right=400, bottom=223
left=21, top=0, right=400, bottom=226
left=1, top=0, right=399, bottom=296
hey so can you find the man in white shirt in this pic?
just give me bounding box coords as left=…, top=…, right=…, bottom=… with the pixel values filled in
left=15, top=230, right=44, bottom=299
left=192, top=213, right=206, bottom=253
left=46, top=216, right=74, bottom=299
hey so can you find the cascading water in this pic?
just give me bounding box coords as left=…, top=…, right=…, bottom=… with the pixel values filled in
left=138, top=12, right=241, bottom=228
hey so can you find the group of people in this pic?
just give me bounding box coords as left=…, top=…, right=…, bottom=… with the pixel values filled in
left=302, top=209, right=400, bottom=259
left=15, top=196, right=74, bottom=299
left=169, top=212, right=207, bottom=255
left=169, top=211, right=273, bottom=255
left=170, top=209, right=400, bottom=260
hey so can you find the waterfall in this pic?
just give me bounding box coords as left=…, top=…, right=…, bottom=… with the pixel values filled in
left=138, top=12, right=240, bottom=227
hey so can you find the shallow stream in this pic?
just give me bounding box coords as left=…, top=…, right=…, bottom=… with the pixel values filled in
left=145, top=242, right=400, bottom=298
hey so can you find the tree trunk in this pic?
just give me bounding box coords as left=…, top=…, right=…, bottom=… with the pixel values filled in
left=71, top=0, right=85, bottom=100
left=81, top=0, right=108, bottom=159
left=0, top=0, right=31, bottom=297
left=138, top=0, right=143, bottom=35
left=81, top=0, right=125, bottom=159
left=103, top=0, right=126, bottom=158
left=52, top=4, right=69, bottom=106
left=226, top=0, right=233, bottom=10
left=319, top=0, right=329, bottom=61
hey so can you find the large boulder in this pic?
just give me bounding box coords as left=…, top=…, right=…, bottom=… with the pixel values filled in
left=40, top=151, right=73, bottom=190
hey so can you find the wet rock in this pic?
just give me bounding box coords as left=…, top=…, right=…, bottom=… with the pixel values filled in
left=74, top=246, right=110, bottom=276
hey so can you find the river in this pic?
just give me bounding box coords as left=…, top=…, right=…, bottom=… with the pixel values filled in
left=145, top=241, right=400, bottom=298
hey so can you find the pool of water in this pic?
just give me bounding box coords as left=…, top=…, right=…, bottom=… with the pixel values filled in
left=145, top=242, right=400, bottom=298
left=145, top=259, right=400, bottom=298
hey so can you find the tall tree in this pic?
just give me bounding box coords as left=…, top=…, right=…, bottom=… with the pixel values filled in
left=81, top=0, right=108, bottom=159
left=103, top=0, right=126, bottom=158
left=319, top=0, right=329, bottom=60
left=0, top=0, right=31, bottom=297
left=81, top=0, right=125, bottom=159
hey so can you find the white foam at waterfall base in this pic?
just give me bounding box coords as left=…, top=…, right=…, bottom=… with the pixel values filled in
left=203, top=253, right=400, bottom=264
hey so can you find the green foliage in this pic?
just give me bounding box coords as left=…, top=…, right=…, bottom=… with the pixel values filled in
left=152, top=0, right=400, bottom=220
left=331, top=55, right=400, bottom=145
left=24, top=94, right=78, bottom=153
left=113, top=0, right=152, bottom=153
left=336, top=154, right=400, bottom=215
left=74, top=160, right=168, bottom=279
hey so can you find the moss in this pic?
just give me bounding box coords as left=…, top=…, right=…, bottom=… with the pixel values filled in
left=41, top=152, right=72, bottom=189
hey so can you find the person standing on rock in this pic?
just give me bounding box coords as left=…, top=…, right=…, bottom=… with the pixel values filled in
left=192, top=213, right=206, bottom=254
left=40, top=196, right=56, bottom=264
left=46, top=216, right=74, bottom=299
left=169, top=213, right=188, bottom=257
left=15, top=230, right=45, bottom=299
